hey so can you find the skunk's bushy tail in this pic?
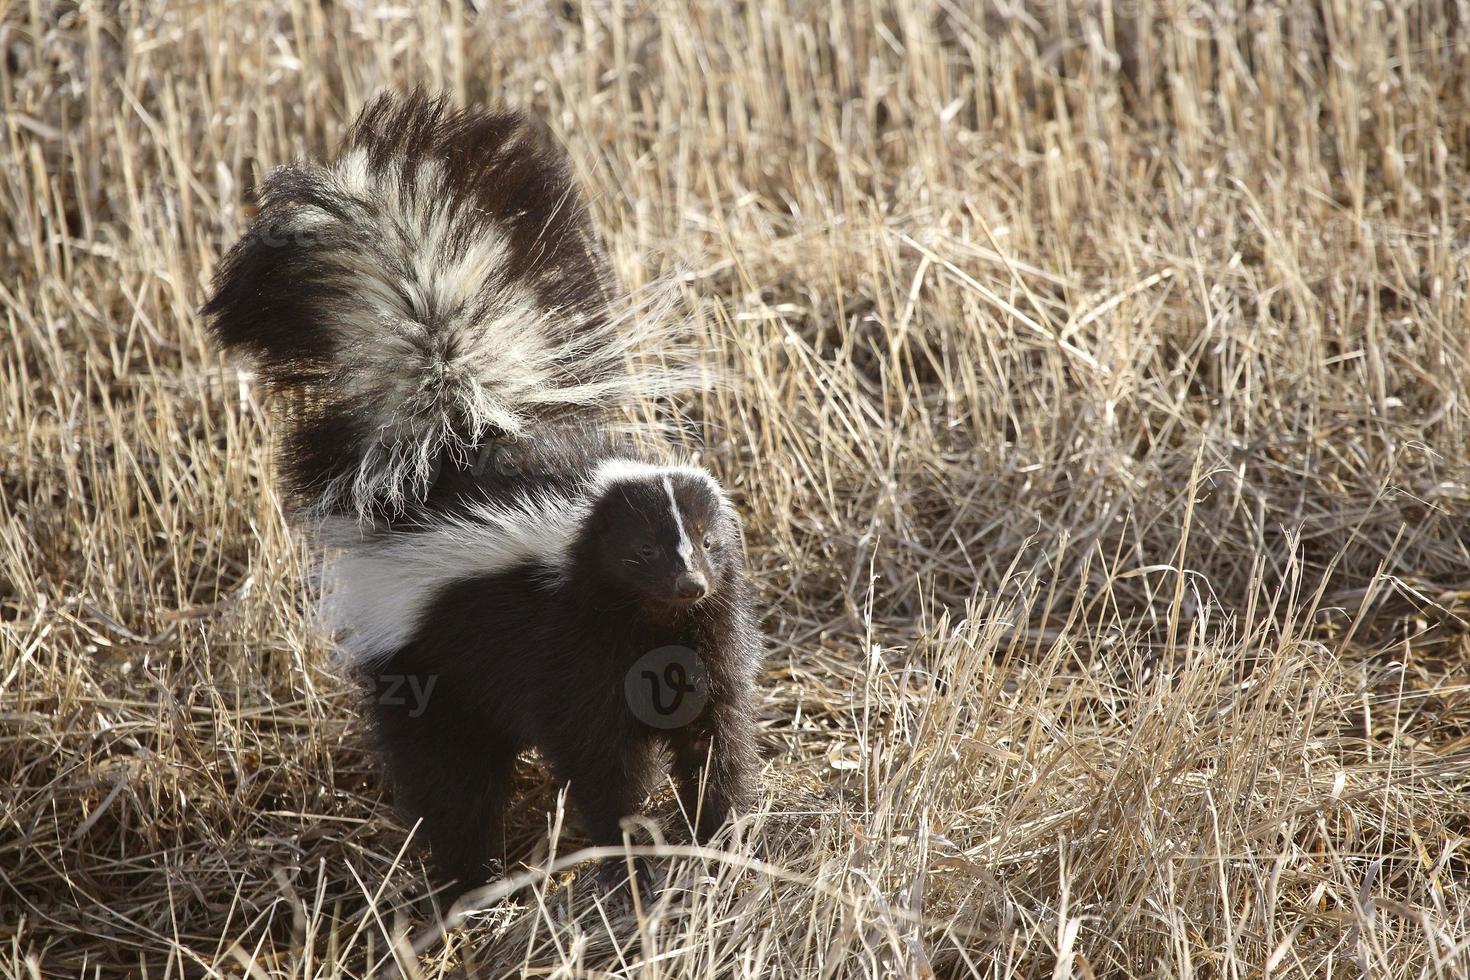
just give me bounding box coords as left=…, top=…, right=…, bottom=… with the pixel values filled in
left=205, top=92, right=693, bottom=518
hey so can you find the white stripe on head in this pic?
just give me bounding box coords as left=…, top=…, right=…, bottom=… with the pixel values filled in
left=592, top=456, right=736, bottom=525
left=592, top=457, right=720, bottom=495
left=663, top=475, right=695, bottom=567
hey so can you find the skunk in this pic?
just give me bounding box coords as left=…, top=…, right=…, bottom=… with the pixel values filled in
left=204, top=92, right=760, bottom=895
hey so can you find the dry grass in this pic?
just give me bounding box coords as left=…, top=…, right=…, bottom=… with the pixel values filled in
left=3, top=0, right=1469, bottom=976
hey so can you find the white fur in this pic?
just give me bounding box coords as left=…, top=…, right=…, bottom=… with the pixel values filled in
left=318, top=458, right=729, bottom=663
left=591, top=458, right=720, bottom=495
left=664, top=476, right=695, bottom=566
left=594, top=457, right=738, bottom=522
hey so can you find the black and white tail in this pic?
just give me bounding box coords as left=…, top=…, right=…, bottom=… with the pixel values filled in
left=204, top=91, right=693, bottom=519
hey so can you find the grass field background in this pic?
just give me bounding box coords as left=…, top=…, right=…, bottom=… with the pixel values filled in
left=2, top=1, right=1468, bottom=976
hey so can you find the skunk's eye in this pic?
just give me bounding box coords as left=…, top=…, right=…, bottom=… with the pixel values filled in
left=702, top=536, right=713, bottom=550
left=638, top=544, right=656, bottom=559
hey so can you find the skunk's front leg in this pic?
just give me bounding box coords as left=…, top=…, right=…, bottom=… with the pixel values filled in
left=543, top=728, right=657, bottom=897
left=671, top=681, right=757, bottom=843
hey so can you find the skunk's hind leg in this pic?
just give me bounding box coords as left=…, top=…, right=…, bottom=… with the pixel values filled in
left=418, top=739, right=518, bottom=895
left=369, top=679, right=520, bottom=896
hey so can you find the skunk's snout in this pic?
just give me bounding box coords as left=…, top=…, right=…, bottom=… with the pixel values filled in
left=674, top=571, right=708, bottom=602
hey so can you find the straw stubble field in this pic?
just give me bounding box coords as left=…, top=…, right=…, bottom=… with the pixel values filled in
left=2, top=1, right=1468, bottom=976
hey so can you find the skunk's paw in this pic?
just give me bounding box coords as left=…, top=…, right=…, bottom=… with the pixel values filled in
left=594, top=856, right=657, bottom=910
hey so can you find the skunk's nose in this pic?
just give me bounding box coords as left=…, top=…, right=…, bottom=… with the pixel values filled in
left=674, top=572, right=708, bottom=601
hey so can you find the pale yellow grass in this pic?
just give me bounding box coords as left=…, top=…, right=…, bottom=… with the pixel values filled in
left=2, top=1, right=1468, bottom=977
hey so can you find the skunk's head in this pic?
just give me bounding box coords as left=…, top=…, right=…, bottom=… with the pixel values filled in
left=578, top=463, right=741, bottom=612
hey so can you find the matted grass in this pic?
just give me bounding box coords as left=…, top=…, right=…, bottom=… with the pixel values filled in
left=2, top=1, right=1468, bottom=976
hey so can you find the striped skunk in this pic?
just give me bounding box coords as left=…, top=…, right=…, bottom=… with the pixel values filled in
left=204, top=92, right=761, bottom=896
